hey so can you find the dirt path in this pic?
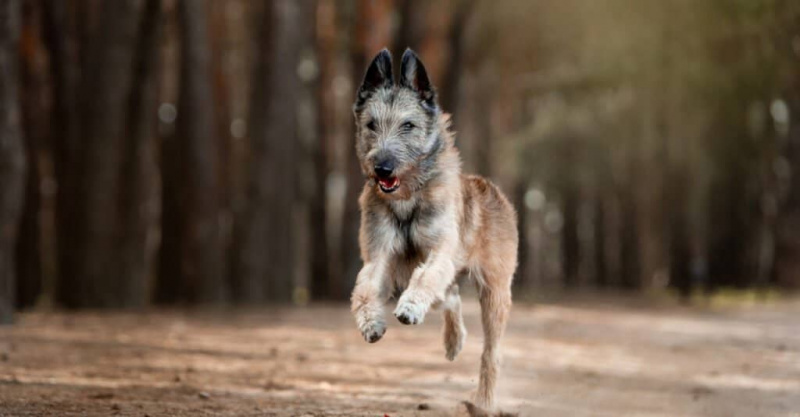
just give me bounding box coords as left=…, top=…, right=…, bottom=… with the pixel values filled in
left=1, top=298, right=799, bottom=416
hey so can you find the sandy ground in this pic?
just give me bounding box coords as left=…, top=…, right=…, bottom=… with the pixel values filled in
left=1, top=297, right=799, bottom=417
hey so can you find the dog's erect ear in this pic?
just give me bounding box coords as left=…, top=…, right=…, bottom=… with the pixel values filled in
left=400, top=48, right=436, bottom=110
left=355, top=48, right=393, bottom=109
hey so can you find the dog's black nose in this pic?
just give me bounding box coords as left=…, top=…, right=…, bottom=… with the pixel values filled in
left=374, top=161, right=395, bottom=178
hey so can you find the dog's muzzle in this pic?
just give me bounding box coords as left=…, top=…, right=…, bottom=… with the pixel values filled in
left=374, top=159, right=400, bottom=193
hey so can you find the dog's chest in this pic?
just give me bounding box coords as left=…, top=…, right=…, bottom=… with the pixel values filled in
left=389, top=198, right=417, bottom=221
left=389, top=215, right=426, bottom=292
left=389, top=201, right=438, bottom=261
left=394, top=216, right=421, bottom=262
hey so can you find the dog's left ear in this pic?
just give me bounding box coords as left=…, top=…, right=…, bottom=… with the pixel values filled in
left=400, top=48, right=436, bottom=110
left=355, top=48, right=394, bottom=110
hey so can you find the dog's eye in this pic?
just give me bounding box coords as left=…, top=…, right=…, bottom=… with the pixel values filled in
left=366, top=120, right=376, bottom=131
left=401, top=122, right=415, bottom=131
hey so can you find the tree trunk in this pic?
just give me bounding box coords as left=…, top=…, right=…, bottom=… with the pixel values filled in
left=208, top=0, right=233, bottom=299
left=170, top=0, right=225, bottom=304
left=15, top=121, right=39, bottom=309
left=16, top=0, right=46, bottom=309
left=310, top=0, right=336, bottom=300
left=118, top=0, right=162, bottom=307
left=440, top=0, right=474, bottom=116
left=156, top=8, right=181, bottom=307
left=41, top=0, right=81, bottom=308
left=561, top=183, right=579, bottom=288
left=232, top=0, right=303, bottom=303
left=706, top=169, right=752, bottom=291
left=0, top=0, right=26, bottom=323
left=619, top=187, right=642, bottom=290
left=391, top=0, right=426, bottom=55
left=157, top=134, right=182, bottom=302
left=667, top=170, right=692, bottom=299
left=68, top=0, right=141, bottom=308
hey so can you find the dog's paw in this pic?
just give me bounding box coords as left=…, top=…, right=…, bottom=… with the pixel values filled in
left=394, top=300, right=427, bottom=325
left=444, top=328, right=466, bottom=361
left=360, top=321, right=386, bottom=343
left=445, top=342, right=461, bottom=361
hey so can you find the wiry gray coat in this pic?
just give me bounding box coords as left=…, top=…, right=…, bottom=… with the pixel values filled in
left=350, top=49, right=518, bottom=410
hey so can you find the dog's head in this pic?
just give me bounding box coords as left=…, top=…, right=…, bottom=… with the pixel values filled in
left=353, top=48, right=443, bottom=199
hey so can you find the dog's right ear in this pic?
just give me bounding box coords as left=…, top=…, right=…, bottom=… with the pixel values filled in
left=355, top=49, right=393, bottom=110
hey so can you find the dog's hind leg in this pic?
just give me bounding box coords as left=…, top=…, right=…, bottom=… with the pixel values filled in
left=443, top=284, right=467, bottom=361
left=475, top=274, right=512, bottom=410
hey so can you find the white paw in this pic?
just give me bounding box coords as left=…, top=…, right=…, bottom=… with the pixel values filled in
left=359, top=319, right=386, bottom=343
left=394, top=299, right=427, bottom=325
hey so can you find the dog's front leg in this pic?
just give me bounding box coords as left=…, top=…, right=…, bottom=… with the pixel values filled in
left=351, top=257, right=392, bottom=343
left=394, top=247, right=456, bottom=325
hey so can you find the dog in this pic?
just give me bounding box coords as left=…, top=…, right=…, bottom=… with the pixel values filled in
left=349, top=48, right=518, bottom=410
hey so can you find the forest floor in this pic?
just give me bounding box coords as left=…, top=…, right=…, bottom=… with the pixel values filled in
left=1, top=295, right=799, bottom=417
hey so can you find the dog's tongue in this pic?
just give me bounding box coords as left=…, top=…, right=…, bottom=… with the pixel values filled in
left=379, top=177, right=398, bottom=189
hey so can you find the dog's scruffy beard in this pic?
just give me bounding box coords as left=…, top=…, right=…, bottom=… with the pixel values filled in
left=368, top=135, right=445, bottom=202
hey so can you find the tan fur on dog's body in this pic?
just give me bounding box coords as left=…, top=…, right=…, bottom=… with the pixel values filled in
left=350, top=49, right=517, bottom=410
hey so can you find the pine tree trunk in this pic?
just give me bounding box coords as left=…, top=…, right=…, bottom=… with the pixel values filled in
left=668, top=171, right=692, bottom=299
left=311, top=0, right=336, bottom=300
left=0, top=0, right=26, bottom=323
left=118, top=0, right=162, bottom=307
left=69, top=0, right=141, bottom=308
left=440, top=0, right=474, bottom=116
left=208, top=0, right=233, bottom=299
left=157, top=131, right=182, bottom=303
left=41, top=0, right=81, bottom=308
left=173, top=0, right=225, bottom=304
left=232, top=0, right=303, bottom=303
left=295, top=0, right=323, bottom=302
left=619, top=187, right=642, bottom=290
left=561, top=183, right=579, bottom=288
left=593, top=195, right=608, bottom=288
left=16, top=0, right=46, bottom=308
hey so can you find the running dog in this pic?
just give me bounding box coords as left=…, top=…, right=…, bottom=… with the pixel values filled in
left=350, top=48, right=518, bottom=409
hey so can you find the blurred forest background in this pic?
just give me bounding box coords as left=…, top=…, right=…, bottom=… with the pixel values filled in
left=1, top=0, right=800, bottom=323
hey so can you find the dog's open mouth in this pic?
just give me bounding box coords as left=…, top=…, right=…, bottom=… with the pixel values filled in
left=377, top=176, right=400, bottom=193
